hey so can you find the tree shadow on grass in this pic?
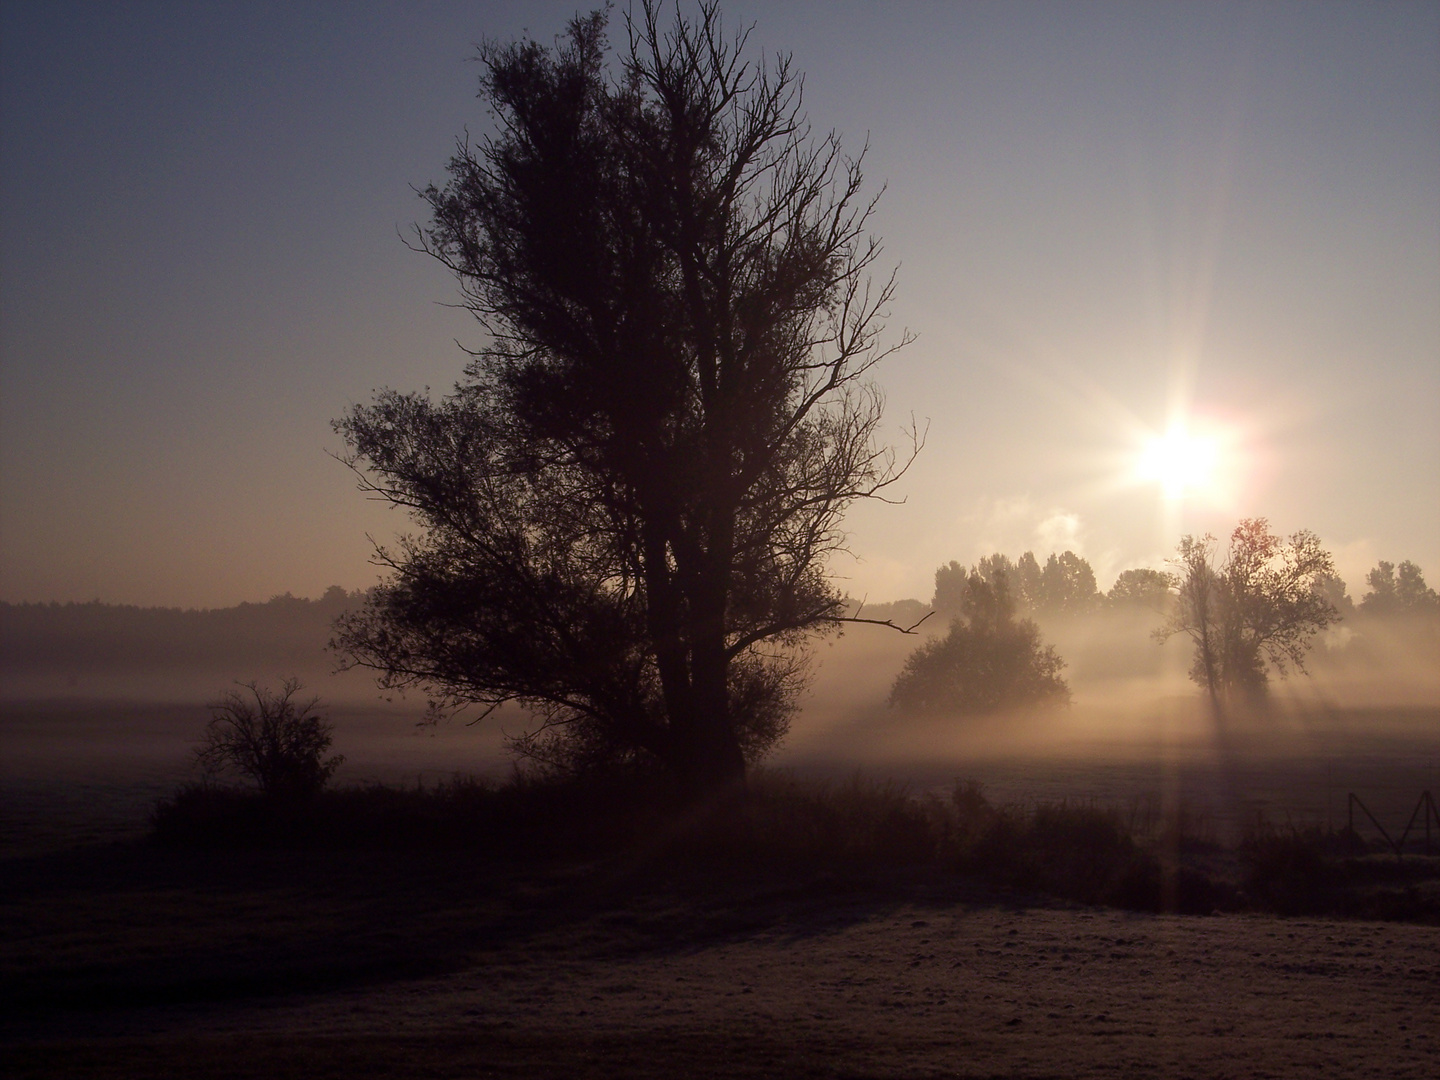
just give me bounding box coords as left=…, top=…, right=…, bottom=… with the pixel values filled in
left=0, top=832, right=943, bottom=1033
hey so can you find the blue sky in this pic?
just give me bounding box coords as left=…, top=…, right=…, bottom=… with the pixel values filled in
left=2, top=1, right=1437, bottom=607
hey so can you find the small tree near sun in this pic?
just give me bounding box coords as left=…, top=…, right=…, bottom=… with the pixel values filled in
left=196, top=679, right=343, bottom=800
left=1154, top=519, right=1339, bottom=708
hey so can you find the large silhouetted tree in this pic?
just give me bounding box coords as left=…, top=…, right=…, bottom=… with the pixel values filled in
left=334, top=4, right=914, bottom=794
left=1155, top=519, right=1339, bottom=707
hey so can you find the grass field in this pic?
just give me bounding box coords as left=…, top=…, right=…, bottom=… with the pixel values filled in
left=4, top=840, right=1438, bottom=1078
left=3, top=696, right=1438, bottom=1077
left=5, top=697, right=1437, bottom=855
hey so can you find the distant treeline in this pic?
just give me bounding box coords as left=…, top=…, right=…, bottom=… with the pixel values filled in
left=933, top=552, right=1162, bottom=616
left=3, top=554, right=1433, bottom=698
left=0, top=588, right=365, bottom=676
left=920, top=551, right=1439, bottom=621
left=1354, top=560, right=1440, bottom=617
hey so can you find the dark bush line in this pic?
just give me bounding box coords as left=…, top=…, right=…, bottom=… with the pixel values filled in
left=151, top=772, right=672, bottom=860
left=151, top=772, right=1440, bottom=922
left=1238, top=825, right=1440, bottom=921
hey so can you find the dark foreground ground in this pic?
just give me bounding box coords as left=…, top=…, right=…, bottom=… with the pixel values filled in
left=2, top=838, right=1439, bottom=1080
left=3, top=698, right=1439, bottom=1077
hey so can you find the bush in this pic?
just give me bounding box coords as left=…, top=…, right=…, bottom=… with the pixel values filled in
left=891, top=571, right=1068, bottom=717
left=153, top=768, right=679, bottom=855
left=685, top=773, right=947, bottom=870
left=195, top=679, right=343, bottom=800
left=957, top=798, right=1160, bottom=909
left=1238, top=824, right=1345, bottom=915
left=152, top=767, right=1242, bottom=913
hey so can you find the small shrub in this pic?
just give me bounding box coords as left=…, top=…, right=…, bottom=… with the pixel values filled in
left=195, top=679, right=343, bottom=801
left=1002, top=801, right=1158, bottom=908
left=152, top=784, right=271, bottom=848
left=1239, top=825, right=1337, bottom=915
left=671, top=774, right=943, bottom=871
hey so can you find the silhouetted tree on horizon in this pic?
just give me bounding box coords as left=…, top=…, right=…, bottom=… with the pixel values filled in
left=1012, top=551, right=1044, bottom=610
left=1106, top=567, right=1175, bottom=611
left=0, top=589, right=369, bottom=675
left=893, top=568, right=1069, bottom=717
left=333, top=3, right=917, bottom=795
left=1310, top=570, right=1355, bottom=618
left=1037, top=550, right=1100, bottom=615
left=932, top=549, right=1100, bottom=617
left=1359, top=560, right=1439, bottom=616
left=1155, top=519, right=1339, bottom=709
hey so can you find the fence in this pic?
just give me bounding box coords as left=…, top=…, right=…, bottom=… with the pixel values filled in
left=1347, top=790, right=1439, bottom=857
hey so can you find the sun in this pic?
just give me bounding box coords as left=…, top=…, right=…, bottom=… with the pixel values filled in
left=1137, top=426, right=1219, bottom=499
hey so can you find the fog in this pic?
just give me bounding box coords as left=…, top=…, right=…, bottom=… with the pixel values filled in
left=0, top=592, right=375, bottom=705
left=4, top=591, right=1435, bottom=733
left=3, top=594, right=1435, bottom=824
left=790, top=605, right=1439, bottom=762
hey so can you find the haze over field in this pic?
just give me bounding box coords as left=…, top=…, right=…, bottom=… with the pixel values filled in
left=2, top=1, right=1436, bottom=611
left=4, top=585, right=1435, bottom=748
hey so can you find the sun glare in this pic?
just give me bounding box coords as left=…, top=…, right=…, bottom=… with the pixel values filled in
left=1137, top=426, right=1219, bottom=499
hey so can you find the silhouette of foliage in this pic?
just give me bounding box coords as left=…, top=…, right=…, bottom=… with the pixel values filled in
left=1036, top=550, right=1101, bottom=615
left=334, top=3, right=914, bottom=793
left=936, top=554, right=1032, bottom=615
left=1359, top=560, right=1439, bottom=616
left=892, top=570, right=1069, bottom=716
left=0, top=591, right=363, bottom=671
left=1309, top=571, right=1355, bottom=618
left=932, top=550, right=1099, bottom=616
left=196, top=679, right=342, bottom=800
left=1155, top=519, right=1339, bottom=706
left=931, top=559, right=975, bottom=616
left=1012, top=551, right=1044, bottom=610
left=1106, top=567, right=1175, bottom=610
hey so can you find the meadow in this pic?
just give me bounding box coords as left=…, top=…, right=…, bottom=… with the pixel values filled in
left=3, top=683, right=1439, bottom=1077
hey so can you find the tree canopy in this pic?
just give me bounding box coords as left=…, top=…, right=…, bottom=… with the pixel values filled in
left=333, top=3, right=914, bottom=793
left=891, top=569, right=1069, bottom=718
left=1359, top=560, right=1439, bottom=616
left=1155, top=519, right=1339, bottom=706
left=196, top=680, right=342, bottom=801
left=1309, top=571, right=1355, bottom=618
left=932, top=550, right=1102, bottom=617
left=1107, top=568, right=1175, bottom=610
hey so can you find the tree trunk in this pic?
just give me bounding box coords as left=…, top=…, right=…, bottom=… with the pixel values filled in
left=683, top=632, right=746, bottom=794
left=676, top=524, right=746, bottom=797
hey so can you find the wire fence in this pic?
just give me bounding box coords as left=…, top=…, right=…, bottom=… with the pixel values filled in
left=1347, top=790, right=1439, bottom=857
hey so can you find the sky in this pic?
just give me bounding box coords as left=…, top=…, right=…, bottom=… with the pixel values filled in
left=2, top=0, right=1437, bottom=609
